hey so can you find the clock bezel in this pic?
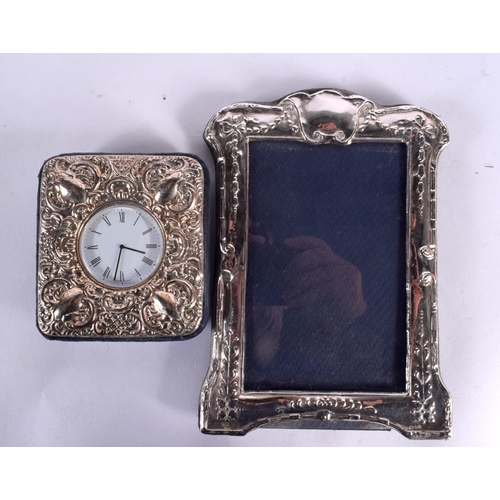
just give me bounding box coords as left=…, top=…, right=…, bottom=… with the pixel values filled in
left=77, top=200, right=167, bottom=291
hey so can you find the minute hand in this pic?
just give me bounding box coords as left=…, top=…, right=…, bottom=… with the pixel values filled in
left=121, top=245, right=146, bottom=254
left=113, top=245, right=124, bottom=281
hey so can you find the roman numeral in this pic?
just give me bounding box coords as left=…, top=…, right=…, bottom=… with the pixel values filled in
left=133, top=215, right=140, bottom=226
left=119, top=211, right=125, bottom=223
left=142, top=256, right=153, bottom=266
left=119, top=271, right=124, bottom=282
left=90, top=229, right=101, bottom=235
left=103, top=215, right=111, bottom=226
left=142, top=228, right=152, bottom=235
left=87, top=245, right=98, bottom=250
left=90, top=256, right=101, bottom=267
left=103, top=267, right=110, bottom=278
left=146, top=244, right=157, bottom=248
left=135, top=268, right=142, bottom=278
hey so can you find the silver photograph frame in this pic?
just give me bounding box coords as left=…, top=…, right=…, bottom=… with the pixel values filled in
left=200, top=88, right=451, bottom=439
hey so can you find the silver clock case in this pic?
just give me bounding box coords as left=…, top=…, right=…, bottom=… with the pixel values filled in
left=37, top=154, right=208, bottom=340
left=199, top=88, right=451, bottom=439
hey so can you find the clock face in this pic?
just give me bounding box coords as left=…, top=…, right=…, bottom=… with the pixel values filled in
left=78, top=203, right=165, bottom=289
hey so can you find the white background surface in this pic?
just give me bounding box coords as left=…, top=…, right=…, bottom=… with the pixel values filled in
left=0, top=53, right=498, bottom=448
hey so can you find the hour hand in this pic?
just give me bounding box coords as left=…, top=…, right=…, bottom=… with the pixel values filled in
left=121, top=245, right=146, bottom=254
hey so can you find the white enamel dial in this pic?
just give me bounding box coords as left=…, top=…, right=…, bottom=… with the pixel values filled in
left=79, top=203, right=165, bottom=288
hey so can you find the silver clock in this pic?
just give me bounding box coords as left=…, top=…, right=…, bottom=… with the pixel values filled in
left=37, top=153, right=208, bottom=340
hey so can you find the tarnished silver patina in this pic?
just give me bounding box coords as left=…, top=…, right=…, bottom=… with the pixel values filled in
left=37, top=154, right=206, bottom=340
left=200, top=89, right=451, bottom=439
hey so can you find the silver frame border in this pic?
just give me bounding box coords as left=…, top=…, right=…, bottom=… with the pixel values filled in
left=200, top=88, right=451, bottom=439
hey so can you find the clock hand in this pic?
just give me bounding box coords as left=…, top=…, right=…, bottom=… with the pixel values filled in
left=113, top=245, right=125, bottom=281
left=121, top=245, right=146, bottom=254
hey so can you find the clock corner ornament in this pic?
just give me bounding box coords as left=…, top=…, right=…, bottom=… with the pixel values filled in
left=36, top=153, right=208, bottom=341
